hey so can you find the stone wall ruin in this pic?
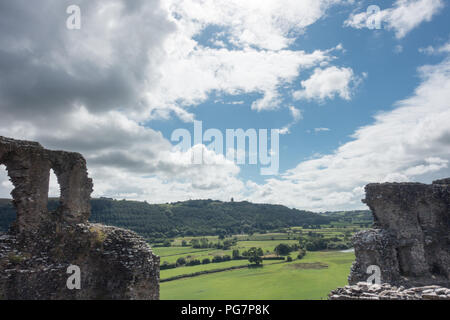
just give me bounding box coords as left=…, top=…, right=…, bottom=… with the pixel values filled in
left=329, top=178, right=449, bottom=299
left=349, top=179, right=450, bottom=287
left=0, top=136, right=93, bottom=233
left=0, top=136, right=159, bottom=300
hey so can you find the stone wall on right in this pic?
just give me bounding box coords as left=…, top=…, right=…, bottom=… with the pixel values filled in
left=349, top=178, right=450, bottom=288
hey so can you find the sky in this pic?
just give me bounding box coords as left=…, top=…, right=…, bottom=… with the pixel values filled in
left=0, top=0, right=449, bottom=212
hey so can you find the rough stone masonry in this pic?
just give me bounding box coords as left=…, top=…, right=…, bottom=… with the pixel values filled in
left=330, top=178, right=450, bottom=300
left=0, top=136, right=159, bottom=300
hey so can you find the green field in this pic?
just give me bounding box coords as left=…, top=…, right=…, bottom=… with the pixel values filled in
left=153, top=227, right=358, bottom=265
left=152, top=227, right=359, bottom=300
left=160, top=251, right=354, bottom=300
left=154, top=247, right=233, bottom=264
left=161, top=260, right=250, bottom=279
left=153, top=239, right=300, bottom=264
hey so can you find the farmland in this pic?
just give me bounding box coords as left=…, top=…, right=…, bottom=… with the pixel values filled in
left=152, top=226, right=361, bottom=300
left=159, top=250, right=355, bottom=300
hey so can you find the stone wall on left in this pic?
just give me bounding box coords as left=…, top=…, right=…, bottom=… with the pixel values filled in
left=0, top=136, right=159, bottom=300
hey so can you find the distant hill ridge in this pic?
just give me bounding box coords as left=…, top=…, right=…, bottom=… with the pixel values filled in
left=0, top=198, right=371, bottom=241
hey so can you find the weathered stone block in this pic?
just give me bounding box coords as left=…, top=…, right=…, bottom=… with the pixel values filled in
left=349, top=179, right=450, bottom=287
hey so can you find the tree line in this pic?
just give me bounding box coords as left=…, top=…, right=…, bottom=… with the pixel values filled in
left=0, top=198, right=334, bottom=239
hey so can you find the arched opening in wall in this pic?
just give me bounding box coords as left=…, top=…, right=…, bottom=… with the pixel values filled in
left=0, top=164, right=15, bottom=233
left=47, top=169, right=62, bottom=212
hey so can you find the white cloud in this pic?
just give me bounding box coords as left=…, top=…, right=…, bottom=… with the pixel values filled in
left=289, top=106, right=303, bottom=122
left=140, top=0, right=353, bottom=117
left=146, top=44, right=333, bottom=115
left=293, top=66, right=359, bottom=102
left=419, top=41, right=450, bottom=55
left=345, top=0, right=444, bottom=38
left=89, top=144, right=245, bottom=203
left=0, top=166, right=12, bottom=198
left=280, top=106, right=303, bottom=135
left=247, top=55, right=450, bottom=211
left=314, top=128, right=331, bottom=133
left=0, top=105, right=243, bottom=200
left=166, top=0, right=347, bottom=51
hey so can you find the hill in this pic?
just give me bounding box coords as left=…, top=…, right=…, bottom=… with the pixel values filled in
left=319, top=210, right=373, bottom=228
left=0, top=198, right=371, bottom=241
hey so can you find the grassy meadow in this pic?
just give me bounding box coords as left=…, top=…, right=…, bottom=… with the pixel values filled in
left=160, top=251, right=354, bottom=300
left=152, top=226, right=359, bottom=300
